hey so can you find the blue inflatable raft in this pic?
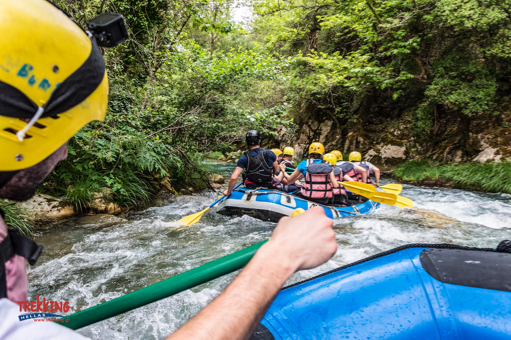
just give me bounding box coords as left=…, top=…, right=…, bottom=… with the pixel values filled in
left=216, top=188, right=380, bottom=222
left=251, top=242, right=511, bottom=340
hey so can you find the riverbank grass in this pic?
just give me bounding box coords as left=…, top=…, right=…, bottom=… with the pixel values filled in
left=0, top=201, right=34, bottom=236
left=394, top=160, right=511, bottom=194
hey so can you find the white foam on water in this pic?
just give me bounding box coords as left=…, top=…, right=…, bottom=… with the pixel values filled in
left=27, top=176, right=511, bottom=338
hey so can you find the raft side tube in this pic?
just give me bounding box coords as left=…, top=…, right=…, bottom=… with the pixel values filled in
left=216, top=188, right=379, bottom=222
left=252, top=246, right=511, bottom=339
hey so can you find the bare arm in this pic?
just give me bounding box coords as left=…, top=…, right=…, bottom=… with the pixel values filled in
left=273, top=160, right=280, bottom=175
left=286, top=168, right=302, bottom=183
left=343, top=174, right=355, bottom=182
left=224, top=167, right=244, bottom=196
left=354, top=166, right=367, bottom=183
left=372, top=166, right=380, bottom=185
left=273, top=170, right=284, bottom=182
left=279, top=163, right=292, bottom=184
left=329, top=171, right=339, bottom=188
left=166, top=207, right=336, bottom=340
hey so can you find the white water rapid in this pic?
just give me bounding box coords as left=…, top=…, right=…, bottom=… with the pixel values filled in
left=27, top=162, right=511, bottom=339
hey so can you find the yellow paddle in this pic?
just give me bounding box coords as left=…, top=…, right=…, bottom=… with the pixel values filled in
left=396, top=195, right=414, bottom=208
left=339, top=181, right=410, bottom=207
left=178, top=183, right=243, bottom=226
left=367, top=192, right=397, bottom=205
left=378, top=184, right=402, bottom=195
left=339, top=181, right=376, bottom=198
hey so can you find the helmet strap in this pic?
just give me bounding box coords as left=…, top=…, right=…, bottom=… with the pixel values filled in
left=17, top=107, right=44, bottom=142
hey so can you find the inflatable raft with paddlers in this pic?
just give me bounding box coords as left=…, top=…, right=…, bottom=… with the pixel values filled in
left=250, top=240, right=511, bottom=340
left=215, top=187, right=381, bottom=222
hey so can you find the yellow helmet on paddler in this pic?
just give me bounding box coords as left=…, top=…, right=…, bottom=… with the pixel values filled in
left=308, top=142, right=325, bottom=156
left=331, top=150, right=342, bottom=161
left=271, top=149, right=282, bottom=157
left=349, top=151, right=362, bottom=162
left=283, top=147, right=294, bottom=157
left=0, top=0, right=109, bottom=172
left=323, top=153, right=337, bottom=166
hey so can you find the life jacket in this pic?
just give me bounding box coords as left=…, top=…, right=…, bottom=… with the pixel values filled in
left=339, top=162, right=356, bottom=179
left=353, top=162, right=373, bottom=184
left=0, top=209, right=43, bottom=302
left=281, top=159, right=294, bottom=168
left=339, top=162, right=372, bottom=184
left=281, top=159, right=295, bottom=174
left=244, top=148, right=273, bottom=186
left=300, top=160, right=333, bottom=199
left=332, top=167, right=347, bottom=196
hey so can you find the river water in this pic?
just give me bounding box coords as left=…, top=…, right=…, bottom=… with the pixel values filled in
left=27, top=161, right=511, bottom=339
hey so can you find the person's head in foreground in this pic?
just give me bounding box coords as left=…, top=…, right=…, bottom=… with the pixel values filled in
left=0, top=0, right=108, bottom=305
left=0, top=0, right=108, bottom=203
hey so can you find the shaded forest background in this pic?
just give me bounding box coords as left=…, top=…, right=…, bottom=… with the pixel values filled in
left=38, top=0, right=511, bottom=210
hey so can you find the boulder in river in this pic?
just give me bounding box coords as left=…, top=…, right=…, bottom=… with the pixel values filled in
left=18, top=194, right=75, bottom=220
left=210, top=174, right=225, bottom=184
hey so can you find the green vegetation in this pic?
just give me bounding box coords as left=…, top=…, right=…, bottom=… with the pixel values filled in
left=394, top=160, right=511, bottom=194
left=8, top=0, right=509, bottom=224
left=35, top=0, right=294, bottom=212
left=0, top=201, right=34, bottom=237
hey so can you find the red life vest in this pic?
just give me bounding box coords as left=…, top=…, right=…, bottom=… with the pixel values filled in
left=339, top=162, right=356, bottom=180
left=332, top=167, right=347, bottom=196
left=300, top=160, right=333, bottom=199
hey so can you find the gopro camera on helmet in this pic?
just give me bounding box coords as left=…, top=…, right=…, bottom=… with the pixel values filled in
left=86, top=13, right=128, bottom=48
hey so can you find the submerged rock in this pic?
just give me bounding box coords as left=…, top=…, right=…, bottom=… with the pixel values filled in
left=210, top=174, right=225, bottom=184
left=75, top=214, right=126, bottom=226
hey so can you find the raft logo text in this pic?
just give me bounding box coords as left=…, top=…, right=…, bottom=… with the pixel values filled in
left=17, top=295, right=71, bottom=323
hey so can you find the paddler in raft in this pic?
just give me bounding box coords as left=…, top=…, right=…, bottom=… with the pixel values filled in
left=323, top=153, right=349, bottom=206
left=280, top=147, right=295, bottom=170
left=285, top=143, right=340, bottom=205
left=224, top=130, right=283, bottom=196
left=349, top=151, right=381, bottom=186
left=270, top=148, right=283, bottom=164
left=335, top=151, right=369, bottom=184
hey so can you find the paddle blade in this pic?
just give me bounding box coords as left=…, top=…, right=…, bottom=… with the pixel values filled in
left=396, top=195, right=414, bottom=208
left=179, top=207, right=210, bottom=226
left=339, top=181, right=376, bottom=197
left=369, top=192, right=397, bottom=205
left=379, top=184, right=402, bottom=195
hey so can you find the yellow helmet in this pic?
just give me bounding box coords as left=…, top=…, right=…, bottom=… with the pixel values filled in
left=323, top=153, right=337, bottom=166
left=308, top=142, right=325, bottom=155
left=331, top=150, right=343, bottom=161
left=0, top=0, right=108, bottom=171
left=349, top=151, right=362, bottom=162
left=271, top=149, right=282, bottom=157
left=283, top=147, right=294, bottom=157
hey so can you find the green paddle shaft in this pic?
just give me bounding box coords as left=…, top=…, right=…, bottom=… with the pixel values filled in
left=63, top=240, right=268, bottom=330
